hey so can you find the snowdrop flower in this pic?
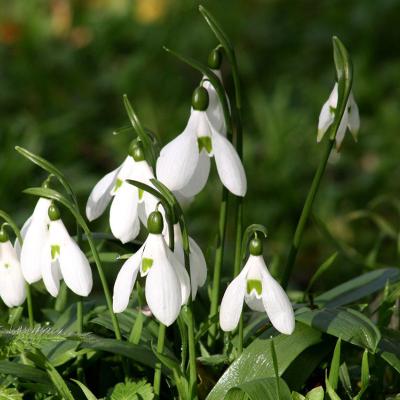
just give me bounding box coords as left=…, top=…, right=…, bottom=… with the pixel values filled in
left=113, top=211, right=190, bottom=326
left=41, top=204, right=93, bottom=297
left=317, top=83, right=360, bottom=150
left=165, top=223, right=207, bottom=300
left=20, top=197, right=52, bottom=283
left=219, top=237, right=295, bottom=335
left=157, top=87, right=246, bottom=197
left=86, top=140, right=157, bottom=243
left=0, top=228, right=26, bottom=307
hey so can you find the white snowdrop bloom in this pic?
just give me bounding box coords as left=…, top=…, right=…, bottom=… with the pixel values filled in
left=219, top=237, right=295, bottom=335
left=113, top=211, right=190, bottom=327
left=86, top=140, right=158, bottom=243
left=41, top=204, right=93, bottom=298
left=0, top=229, right=26, bottom=308
left=157, top=87, right=246, bottom=197
left=20, top=197, right=52, bottom=283
left=317, top=83, right=360, bottom=150
left=165, top=223, right=207, bottom=300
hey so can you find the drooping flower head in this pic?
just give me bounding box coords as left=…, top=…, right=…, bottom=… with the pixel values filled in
left=0, top=227, right=26, bottom=308
left=219, top=236, right=295, bottom=335
left=86, top=140, right=158, bottom=243
left=21, top=200, right=93, bottom=297
left=156, top=86, right=246, bottom=197
left=113, top=210, right=190, bottom=326
left=317, top=83, right=360, bottom=150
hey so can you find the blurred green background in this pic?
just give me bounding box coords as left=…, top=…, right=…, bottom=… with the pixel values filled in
left=1, top=0, right=400, bottom=291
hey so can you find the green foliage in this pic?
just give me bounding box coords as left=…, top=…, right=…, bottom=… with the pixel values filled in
left=0, top=387, right=23, bottom=400
left=109, top=380, right=154, bottom=400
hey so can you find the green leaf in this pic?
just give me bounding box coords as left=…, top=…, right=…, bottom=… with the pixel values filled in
left=353, top=350, right=369, bottom=400
left=377, top=329, right=400, bottom=373
left=270, top=340, right=280, bottom=400
left=292, top=393, right=305, bottom=400
left=109, top=380, right=154, bottom=400
left=224, top=378, right=291, bottom=400
left=25, top=350, right=74, bottom=400
left=15, top=146, right=76, bottom=203
left=315, top=268, right=400, bottom=308
left=71, top=379, right=98, bottom=400
left=325, top=371, right=341, bottom=400
left=123, top=95, right=157, bottom=168
left=306, top=252, right=338, bottom=293
left=207, top=323, right=322, bottom=400
left=339, top=362, right=352, bottom=398
left=296, top=307, right=381, bottom=352
left=0, top=387, right=23, bottom=400
left=305, top=387, right=324, bottom=400
left=0, top=361, right=50, bottom=384
left=79, top=337, right=161, bottom=371
left=328, top=339, right=341, bottom=390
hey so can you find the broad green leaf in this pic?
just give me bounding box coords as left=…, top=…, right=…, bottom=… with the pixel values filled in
left=79, top=337, right=160, bottom=371
left=0, top=387, right=23, bottom=400
left=224, top=378, right=291, bottom=400
left=71, top=379, right=98, bottom=400
left=377, top=329, right=400, bottom=373
left=292, top=393, right=305, bottom=400
left=305, top=387, right=324, bottom=400
left=109, top=380, right=154, bottom=400
left=0, top=361, right=50, bottom=384
left=328, top=339, right=341, bottom=390
left=207, top=323, right=322, bottom=400
left=296, top=307, right=381, bottom=352
left=25, top=350, right=74, bottom=400
left=315, top=268, right=400, bottom=308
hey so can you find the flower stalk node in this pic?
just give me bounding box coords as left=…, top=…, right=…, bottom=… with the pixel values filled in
left=208, top=47, right=222, bottom=69
left=249, top=237, right=263, bottom=256
left=192, top=86, right=209, bottom=111
left=147, top=211, right=164, bottom=234
left=129, top=140, right=146, bottom=162
left=48, top=204, right=61, bottom=221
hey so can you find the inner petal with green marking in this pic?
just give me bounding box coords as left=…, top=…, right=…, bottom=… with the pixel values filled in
left=247, top=279, right=262, bottom=297
left=197, top=137, right=212, bottom=154
left=142, top=257, right=153, bottom=273
left=51, top=245, right=60, bottom=261
left=114, top=178, right=123, bottom=192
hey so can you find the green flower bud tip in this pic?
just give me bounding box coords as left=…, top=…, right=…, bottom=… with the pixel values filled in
left=249, top=237, right=263, bottom=256
left=192, top=86, right=209, bottom=111
left=208, top=48, right=222, bottom=69
left=147, top=211, right=164, bottom=234
left=128, top=140, right=146, bottom=162
left=48, top=204, right=61, bottom=221
left=0, top=229, right=9, bottom=243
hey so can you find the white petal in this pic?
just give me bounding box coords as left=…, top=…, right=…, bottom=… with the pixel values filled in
left=335, top=111, right=349, bottom=151
left=14, top=216, right=32, bottom=257
left=347, top=92, right=360, bottom=141
left=260, top=262, right=295, bottom=335
left=50, top=220, right=93, bottom=297
left=113, top=245, right=144, bottom=313
left=168, top=248, right=190, bottom=306
left=178, top=150, right=211, bottom=197
left=145, top=237, right=182, bottom=326
left=156, top=114, right=199, bottom=191
left=86, top=167, right=120, bottom=221
left=41, top=244, right=62, bottom=298
left=317, top=100, right=334, bottom=142
left=188, top=237, right=207, bottom=300
left=219, top=267, right=248, bottom=331
left=203, top=78, right=226, bottom=135
left=0, top=241, right=26, bottom=307
left=110, top=182, right=140, bottom=243
left=211, top=128, right=247, bottom=196
left=20, top=198, right=51, bottom=283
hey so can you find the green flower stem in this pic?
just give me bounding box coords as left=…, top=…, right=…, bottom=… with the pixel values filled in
left=0, top=210, right=34, bottom=328
left=76, top=299, right=83, bottom=334
left=280, top=138, right=335, bottom=289
left=208, top=187, right=229, bottom=347
left=237, top=316, right=244, bottom=355
left=186, top=303, right=198, bottom=399
left=153, top=323, right=166, bottom=398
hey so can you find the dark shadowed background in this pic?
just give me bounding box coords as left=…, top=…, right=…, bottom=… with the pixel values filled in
left=1, top=0, right=400, bottom=292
